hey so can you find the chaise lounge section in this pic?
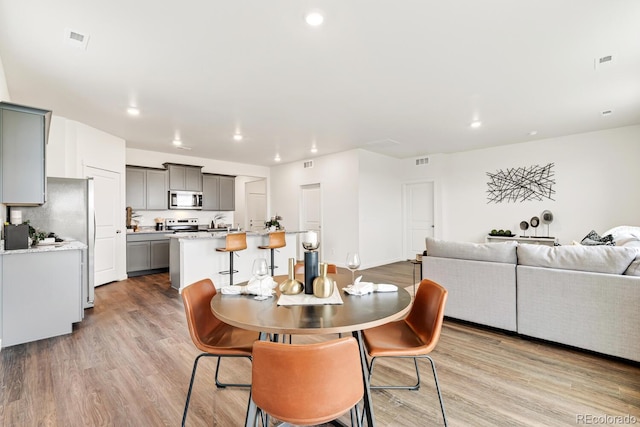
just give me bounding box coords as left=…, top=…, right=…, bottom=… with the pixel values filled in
left=423, top=236, right=640, bottom=362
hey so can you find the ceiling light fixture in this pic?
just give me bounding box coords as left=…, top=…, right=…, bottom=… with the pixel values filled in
left=172, top=139, right=182, bottom=146
left=274, top=154, right=281, bottom=162
left=528, top=130, right=538, bottom=136
left=310, top=146, right=318, bottom=154
left=470, top=120, right=482, bottom=128
left=233, top=133, right=243, bottom=142
left=305, top=11, right=324, bottom=26
left=127, top=107, right=140, bottom=116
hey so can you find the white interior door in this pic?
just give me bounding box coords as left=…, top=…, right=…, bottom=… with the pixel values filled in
left=246, top=179, right=267, bottom=232
left=404, top=181, right=434, bottom=260
left=85, top=166, right=121, bottom=286
left=300, top=184, right=321, bottom=260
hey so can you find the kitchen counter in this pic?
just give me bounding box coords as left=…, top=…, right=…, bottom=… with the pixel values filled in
left=169, top=231, right=304, bottom=292
left=0, top=240, right=87, bottom=255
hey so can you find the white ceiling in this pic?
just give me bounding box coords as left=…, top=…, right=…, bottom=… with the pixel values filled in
left=1, top=1, right=639, bottom=167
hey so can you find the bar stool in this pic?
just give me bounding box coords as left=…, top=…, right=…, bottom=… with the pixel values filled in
left=258, top=231, right=286, bottom=276
left=216, top=232, right=247, bottom=286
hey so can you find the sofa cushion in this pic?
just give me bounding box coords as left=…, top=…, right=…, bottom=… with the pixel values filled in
left=517, top=244, right=637, bottom=274
left=425, top=237, right=517, bottom=264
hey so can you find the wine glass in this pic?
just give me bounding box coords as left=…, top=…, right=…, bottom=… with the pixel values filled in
left=346, top=252, right=361, bottom=285
left=252, top=258, right=269, bottom=300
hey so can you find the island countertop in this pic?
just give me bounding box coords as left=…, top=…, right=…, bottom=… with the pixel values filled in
left=167, top=230, right=308, bottom=239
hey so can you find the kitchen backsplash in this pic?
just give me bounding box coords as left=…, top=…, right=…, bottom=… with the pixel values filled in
left=131, top=209, right=235, bottom=227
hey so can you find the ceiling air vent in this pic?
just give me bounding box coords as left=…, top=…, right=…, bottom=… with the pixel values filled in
left=64, top=28, right=90, bottom=50
left=415, top=157, right=429, bottom=166
left=303, top=160, right=314, bottom=169
left=176, top=145, right=192, bottom=151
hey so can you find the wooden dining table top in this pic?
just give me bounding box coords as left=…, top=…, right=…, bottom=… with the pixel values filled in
left=210, top=272, right=412, bottom=335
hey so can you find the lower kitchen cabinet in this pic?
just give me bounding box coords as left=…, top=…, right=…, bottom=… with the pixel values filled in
left=1, top=249, right=82, bottom=348
left=126, top=233, right=170, bottom=276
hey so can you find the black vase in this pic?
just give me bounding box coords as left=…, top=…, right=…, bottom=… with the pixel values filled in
left=304, top=251, right=318, bottom=295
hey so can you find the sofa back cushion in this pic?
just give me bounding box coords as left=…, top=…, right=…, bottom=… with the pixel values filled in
left=426, top=237, right=517, bottom=264
left=517, top=244, right=637, bottom=275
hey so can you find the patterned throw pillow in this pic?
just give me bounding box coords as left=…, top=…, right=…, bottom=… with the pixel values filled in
left=581, top=230, right=615, bottom=246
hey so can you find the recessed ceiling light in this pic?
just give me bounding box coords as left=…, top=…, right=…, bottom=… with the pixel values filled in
left=172, top=139, right=182, bottom=146
left=233, top=133, right=243, bottom=142
left=528, top=130, right=538, bottom=136
left=310, top=146, right=318, bottom=154
left=127, top=107, right=140, bottom=116
left=274, top=154, right=281, bottom=162
left=305, top=11, right=324, bottom=26
left=470, top=120, right=482, bottom=128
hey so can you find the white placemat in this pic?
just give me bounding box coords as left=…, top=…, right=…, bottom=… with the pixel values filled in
left=277, top=285, right=344, bottom=306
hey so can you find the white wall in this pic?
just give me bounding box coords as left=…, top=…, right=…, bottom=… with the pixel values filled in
left=358, top=150, right=404, bottom=267
left=401, top=125, right=640, bottom=245
left=270, top=150, right=360, bottom=266
left=125, top=148, right=270, bottom=227
left=0, top=54, right=10, bottom=102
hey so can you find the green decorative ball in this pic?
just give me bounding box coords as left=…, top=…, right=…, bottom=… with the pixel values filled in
left=498, top=229, right=505, bottom=235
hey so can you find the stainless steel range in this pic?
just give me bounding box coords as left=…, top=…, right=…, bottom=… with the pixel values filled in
left=165, top=218, right=199, bottom=232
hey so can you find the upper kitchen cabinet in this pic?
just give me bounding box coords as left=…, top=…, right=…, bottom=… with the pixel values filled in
left=126, top=166, right=168, bottom=210
left=164, top=163, right=202, bottom=191
left=202, top=173, right=235, bottom=211
left=0, top=102, right=51, bottom=205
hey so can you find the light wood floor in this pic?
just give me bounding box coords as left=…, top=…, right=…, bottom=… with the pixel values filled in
left=1, top=262, right=639, bottom=426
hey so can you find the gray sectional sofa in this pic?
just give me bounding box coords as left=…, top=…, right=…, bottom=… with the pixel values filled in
left=423, top=236, right=640, bottom=363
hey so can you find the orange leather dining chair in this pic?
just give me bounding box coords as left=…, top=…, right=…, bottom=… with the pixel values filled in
left=362, top=279, right=448, bottom=426
left=249, top=337, right=364, bottom=426
left=294, top=262, right=338, bottom=274
left=181, top=278, right=259, bottom=427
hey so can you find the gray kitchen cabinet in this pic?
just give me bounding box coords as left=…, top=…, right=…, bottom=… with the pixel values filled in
left=165, top=163, right=202, bottom=191
left=0, top=102, right=51, bottom=205
left=126, top=166, right=168, bottom=210
left=219, top=175, right=235, bottom=211
left=1, top=249, right=82, bottom=347
left=150, top=240, right=170, bottom=269
left=126, top=233, right=170, bottom=276
left=202, top=173, right=235, bottom=211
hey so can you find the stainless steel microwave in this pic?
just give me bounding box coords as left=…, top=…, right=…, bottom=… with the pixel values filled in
left=169, top=190, right=203, bottom=210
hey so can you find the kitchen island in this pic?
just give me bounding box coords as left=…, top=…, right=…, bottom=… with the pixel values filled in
left=0, top=241, right=86, bottom=348
left=169, top=231, right=303, bottom=292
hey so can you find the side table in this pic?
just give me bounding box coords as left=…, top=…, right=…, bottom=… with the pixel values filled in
left=408, top=258, right=423, bottom=295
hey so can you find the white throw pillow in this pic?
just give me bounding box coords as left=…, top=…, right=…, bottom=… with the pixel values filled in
left=517, top=244, right=637, bottom=275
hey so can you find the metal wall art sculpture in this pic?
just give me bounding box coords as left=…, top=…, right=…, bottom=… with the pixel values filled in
left=486, top=163, right=555, bottom=203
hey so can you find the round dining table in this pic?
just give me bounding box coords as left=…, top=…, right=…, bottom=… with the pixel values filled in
left=210, top=272, right=412, bottom=427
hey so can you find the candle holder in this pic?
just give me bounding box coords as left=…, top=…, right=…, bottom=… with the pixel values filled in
left=301, top=231, right=319, bottom=295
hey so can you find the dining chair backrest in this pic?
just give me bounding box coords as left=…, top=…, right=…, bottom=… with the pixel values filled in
left=181, top=278, right=222, bottom=352
left=405, top=279, right=448, bottom=353
left=251, top=337, right=364, bottom=425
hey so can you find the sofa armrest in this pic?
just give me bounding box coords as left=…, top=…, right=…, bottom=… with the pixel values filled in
left=424, top=256, right=517, bottom=331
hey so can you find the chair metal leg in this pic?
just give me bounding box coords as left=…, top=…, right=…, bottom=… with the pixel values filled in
left=229, top=251, right=234, bottom=286
left=214, top=355, right=252, bottom=388
left=183, top=353, right=214, bottom=427
left=426, top=355, right=447, bottom=426
left=368, top=355, right=420, bottom=390
left=368, top=355, right=447, bottom=426
left=183, top=353, right=251, bottom=426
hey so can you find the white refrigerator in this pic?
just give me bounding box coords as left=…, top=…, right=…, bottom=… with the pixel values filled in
left=19, top=177, right=95, bottom=308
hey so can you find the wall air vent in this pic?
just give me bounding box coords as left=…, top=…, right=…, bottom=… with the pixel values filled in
left=176, top=145, right=192, bottom=150
left=303, top=160, right=314, bottom=169
left=415, top=157, right=429, bottom=166
left=594, top=54, right=614, bottom=70
left=64, top=28, right=90, bottom=50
